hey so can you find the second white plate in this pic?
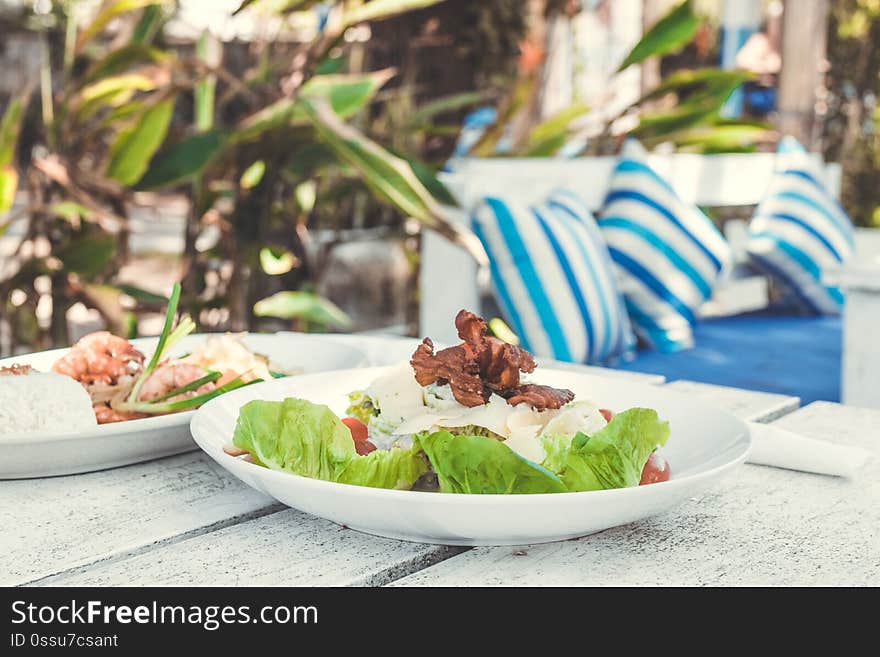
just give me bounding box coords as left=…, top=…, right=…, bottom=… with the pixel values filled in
left=0, top=333, right=368, bottom=479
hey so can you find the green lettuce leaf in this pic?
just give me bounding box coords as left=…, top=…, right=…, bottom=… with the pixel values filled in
left=547, top=408, right=670, bottom=492
left=414, top=431, right=566, bottom=494
left=233, top=398, right=427, bottom=490
left=443, top=424, right=506, bottom=441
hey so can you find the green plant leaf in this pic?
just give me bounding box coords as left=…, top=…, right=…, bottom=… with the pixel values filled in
left=469, top=75, right=533, bottom=157
left=408, top=91, right=488, bottom=127
left=136, top=129, right=227, bottom=190
left=617, top=0, right=699, bottom=72
left=526, top=102, right=590, bottom=147
left=50, top=201, right=94, bottom=224
left=107, top=97, right=176, bottom=185
left=235, top=0, right=323, bottom=15
left=343, top=0, right=447, bottom=24
left=131, top=4, right=165, bottom=44
left=522, top=133, right=567, bottom=156
left=240, top=160, right=266, bottom=189
left=232, top=0, right=261, bottom=15
left=659, top=123, right=773, bottom=152
left=631, top=102, right=720, bottom=140
left=259, top=247, right=298, bottom=275
left=285, top=143, right=337, bottom=177
left=56, top=233, right=117, bottom=279
left=117, top=284, right=168, bottom=305
left=75, top=73, right=160, bottom=121
left=236, top=71, right=395, bottom=142
left=77, top=0, right=172, bottom=53
left=0, top=88, right=30, bottom=167
left=301, top=98, right=485, bottom=264
left=0, top=165, right=17, bottom=214
left=78, top=74, right=159, bottom=103
left=236, top=98, right=298, bottom=141
left=100, top=99, right=147, bottom=128
left=294, top=180, right=317, bottom=211
left=81, top=45, right=170, bottom=84
left=254, top=291, right=352, bottom=329
left=404, top=156, right=457, bottom=206
left=195, top=30, right=220, bottom=132
left=637, top=68, right=754, bottom=105
left=316, top=53, right=347, bottom=75
left=300, top=69, right=396, bottom=119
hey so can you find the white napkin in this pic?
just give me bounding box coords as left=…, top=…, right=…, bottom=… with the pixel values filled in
left=746, top=421, right=873, bottom=478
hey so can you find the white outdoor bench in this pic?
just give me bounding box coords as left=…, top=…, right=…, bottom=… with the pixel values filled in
left=423, top=151, right=842, bottom=344
left=421, top=152, right=878, bottom=408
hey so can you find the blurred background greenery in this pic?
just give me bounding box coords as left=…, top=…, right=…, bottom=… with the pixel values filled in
left=0, top=0, right=876, bottom=354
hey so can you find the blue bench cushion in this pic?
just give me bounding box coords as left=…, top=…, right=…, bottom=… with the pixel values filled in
left=612, top=311, right=841, bottom=404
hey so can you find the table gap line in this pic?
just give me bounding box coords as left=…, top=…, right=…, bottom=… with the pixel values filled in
left=349, top=545, right=470, bottom=587
left=20, top=503, right=288, bottom=587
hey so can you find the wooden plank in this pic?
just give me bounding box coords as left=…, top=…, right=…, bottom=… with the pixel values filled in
left=40, top=509, right=463, bottom=587
left=0, top=453, right=277, bottom=586
left=391, top=402, right=880, bottom=586
left=663, top=380, right=799, bottom=422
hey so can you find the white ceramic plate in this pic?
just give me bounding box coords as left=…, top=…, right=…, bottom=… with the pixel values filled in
left=191, top=366, right=751, bottom=546
left=0, top=333, right=368, bottom=479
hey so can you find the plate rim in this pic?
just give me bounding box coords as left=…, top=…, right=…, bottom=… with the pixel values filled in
left=190, top=365, right=753, bottom=502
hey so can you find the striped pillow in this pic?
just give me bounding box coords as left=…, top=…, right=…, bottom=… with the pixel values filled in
left=598, top=140, right=733, bottom=352
left=746, top=138, right=853, bottom=315
left=472, top=189, right=636, bottom=364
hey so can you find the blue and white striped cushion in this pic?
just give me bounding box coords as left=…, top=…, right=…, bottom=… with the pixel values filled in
left=472, top=189, right=636, bottom=364
left=598, top=140, right=733, bottom=352
left=746, top=138, right=853, bottom=315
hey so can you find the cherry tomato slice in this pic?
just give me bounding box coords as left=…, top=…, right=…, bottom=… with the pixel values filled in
left=342, top=417, right=369, bottom=443
left=639, top=452, right=671, bottom=485
left=355, top=440, right=377, bottom=456
left=599, top=408, right=614, bottom=423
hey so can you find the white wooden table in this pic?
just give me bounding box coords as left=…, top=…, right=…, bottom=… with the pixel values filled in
left=3, top=342, right=877, bottom=587
left=827, top=255, right=880, bottom=410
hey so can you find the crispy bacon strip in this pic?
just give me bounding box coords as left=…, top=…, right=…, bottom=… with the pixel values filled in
left=503, top=384, right=575, bottom=411
left=411, top=338, right=488, bottom=407
left=410, top=310, right=573, bottom=410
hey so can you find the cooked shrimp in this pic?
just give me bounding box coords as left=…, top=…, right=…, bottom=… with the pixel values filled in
left=93, top=403, right=146, bottom=424
left=137, top=361, right=216, bottom=402
left=53, top=331, right=145, bottom=386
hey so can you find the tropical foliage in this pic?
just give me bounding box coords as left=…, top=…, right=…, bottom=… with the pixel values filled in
left=0, top=0, right=475, bottom=351
left=463, top=0, right=773, bottom=157
left=824, top=0, right=880, bottom=227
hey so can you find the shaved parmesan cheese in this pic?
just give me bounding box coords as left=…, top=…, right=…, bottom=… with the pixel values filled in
left=394, top=413, right=450, bottom=436
left=505, top=423, right=545, bottom=463
left=365, top=361, right=425, bottom=426
left=437, top=394, right=510, bottom=436
left=540, top=400, right=606, bottom=439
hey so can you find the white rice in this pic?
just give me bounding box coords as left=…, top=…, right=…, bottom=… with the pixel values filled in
left=0, top=369, right=97, bottom=438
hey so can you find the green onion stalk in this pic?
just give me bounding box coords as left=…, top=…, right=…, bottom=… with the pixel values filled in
left=110, top=282, right=260, bottom=415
